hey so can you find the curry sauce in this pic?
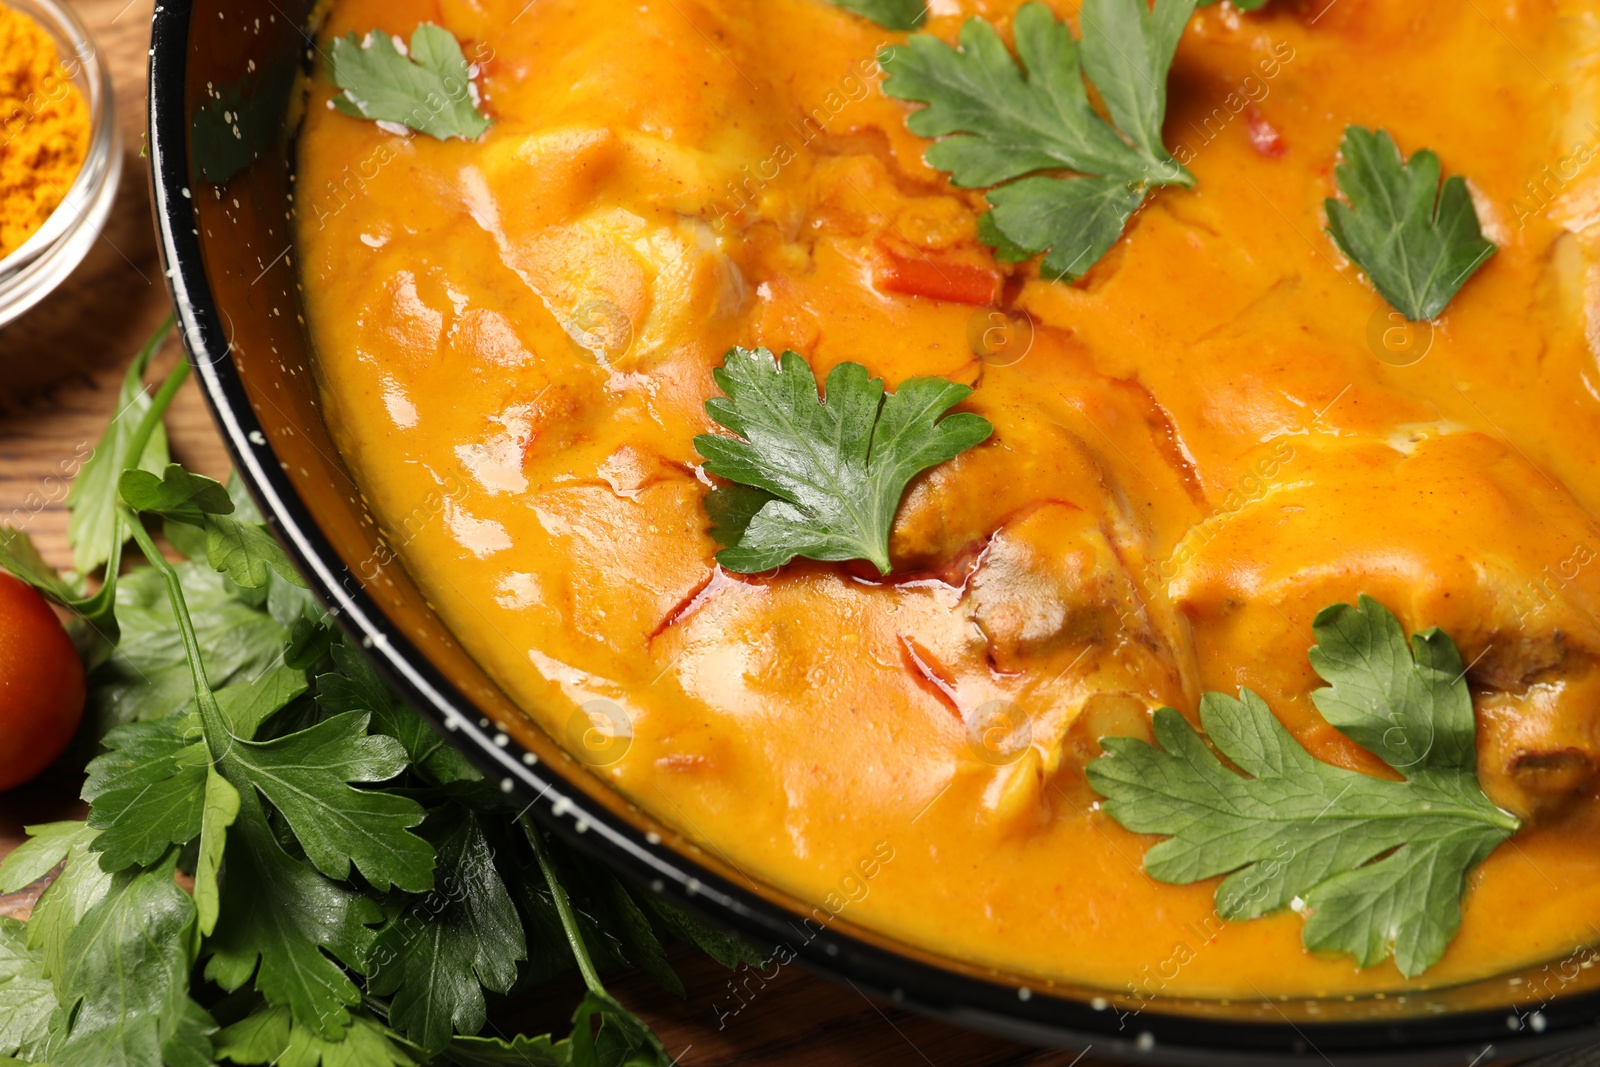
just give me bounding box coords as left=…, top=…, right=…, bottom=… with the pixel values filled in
left=296, top=0, right=1600, bottom=997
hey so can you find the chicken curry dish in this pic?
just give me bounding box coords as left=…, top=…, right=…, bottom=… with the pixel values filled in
left=296, top=0, right=1600, bottom=999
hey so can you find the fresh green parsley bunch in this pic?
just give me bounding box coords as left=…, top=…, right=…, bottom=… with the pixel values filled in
left=0, top=322, right=758, bottom=1067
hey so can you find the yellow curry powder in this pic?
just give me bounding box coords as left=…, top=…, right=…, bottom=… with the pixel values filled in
left=0, top=2, right=90, bottom=260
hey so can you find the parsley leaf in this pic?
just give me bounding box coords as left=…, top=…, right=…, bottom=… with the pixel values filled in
left=121, top=464, right=304, bottom=592
left=881, top=0, right=1196, bottom=279
left=86, top=561, right=290, bottom=731
left=218, top=711, right=433, bottom=893
left=66, top=320, right=172, bottom=575
left=217, top=665, right=311, bottom=742
left=987, top=176, right=1146, bottom=280
left=83, top=718, right=209, bottom=872
left=568, top=990, right=672, bottom=1067
left=18, top=825, right=113, bottom=985
left=694, top=347, right=992, bottom=575
left=211, top=1004, right=291, bottom=1065
left=0, top=527, right=123, bottom=660
left=120, top=500, right=429, bottom=1038
left=534, top=847, right=700, bottom=997
left=882, top=3, right=1181, bottom=188
left=53, top=855, right=213, bottom=1066
left=828, top=0, right=926, bottom=30
left=589, top=870, right=682, bottom=998
left=700, top=483, right=770, bottom=559
left=0, top=918, right=53, bottom=1060
left=1077, top=0, right=1194, bottom=164
left=0, top=528, right=82, bottom=608
left=205, top=514, right=304, bottom=590
left=0, top=821, right=89, bottom=894
left=443, top=1032, right=570, bottom=1065
left=318, top=640, right=483, bottom=790
left=369, top=807, right=526, bottom=1053
left=1324, top=126, right=1496, bottom=321
left=194, top=768, right=240, bottom=939
left=78, top=712, right=243, bottom=939
left=204, top=792, right=383, bottom=1040
left=157, top=1002, right=221, bottom=1067
left=637, top=894, right=765, bottom=971
left=1086, top=596, right=1520, bottom=977
left=511, top=852, right=637, bottom=985
left=523, top=824, right=673, bottom=1067
left=328, top=25, right=492, bottom=142
left=80, top=668, right=296, bottom=912
left=117, top=464, right=233, bottom=522
left=214, top=1005, right=419, bottom=1067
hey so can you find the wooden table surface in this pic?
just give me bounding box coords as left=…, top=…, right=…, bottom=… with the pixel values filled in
left=0, top=4, right=1087, bottom=1063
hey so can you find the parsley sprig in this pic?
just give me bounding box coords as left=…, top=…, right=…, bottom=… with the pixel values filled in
left=1325, top=126, right=1496, bottom=321
left=881, top=0, right=1197, bottom=279
left=695, top=347, right=992, bottom=575
left=828, top=0, right=927, bottom=30
left=1087, top=596, right=1519, bottom=977
left=0, top=324, right=760, bottom=1066
left=327, top=25, right=492, bottom=142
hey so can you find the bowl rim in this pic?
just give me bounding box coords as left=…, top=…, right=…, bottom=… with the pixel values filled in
left=145, top=2, right=1600, bottom=1062
left=0, top=0, right=122, bottom=327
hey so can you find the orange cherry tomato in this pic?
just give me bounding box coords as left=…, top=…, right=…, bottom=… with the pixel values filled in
left=0, top=571, right=85, bottom=791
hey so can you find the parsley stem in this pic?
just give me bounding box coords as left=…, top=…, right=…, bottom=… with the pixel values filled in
left=523, top=817, right=608, bottom=996
left=125, top=514, right=226, bottom=754
left=121, top=330, right=186, bottom=472
left=60, top=518, right=123, bottom=657
left=115, top=345, right=225, bottom=749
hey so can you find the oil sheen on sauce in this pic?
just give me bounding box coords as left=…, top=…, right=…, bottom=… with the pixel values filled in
left=296, top=0, right=1600, bottom=998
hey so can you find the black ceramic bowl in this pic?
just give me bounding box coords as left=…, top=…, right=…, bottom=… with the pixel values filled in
left=146, top=2, right=1600, bottom=1062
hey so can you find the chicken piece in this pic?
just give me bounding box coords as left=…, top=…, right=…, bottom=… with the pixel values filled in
left=958, top=501, right=1193, bottom=824
left=1478, top=671, right=1600, bottom=819
left=652, top=498, right=1192, bottom=841
left=1167, top=431, right=1600, bottom=818
left=964, top=503, right=1181, bottom=683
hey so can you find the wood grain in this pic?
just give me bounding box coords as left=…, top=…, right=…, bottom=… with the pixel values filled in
left=0, top=0, right=229, bottom=564
left=0, top=4, right=1090, bottom=1063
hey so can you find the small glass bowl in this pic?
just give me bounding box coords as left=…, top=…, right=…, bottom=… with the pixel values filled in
left=0, top=0, right=121, bottom=330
